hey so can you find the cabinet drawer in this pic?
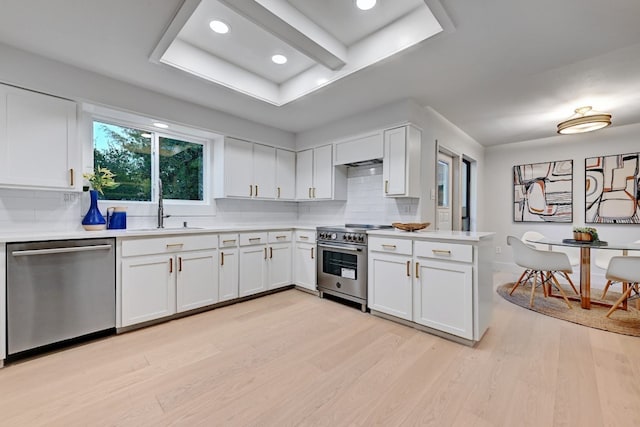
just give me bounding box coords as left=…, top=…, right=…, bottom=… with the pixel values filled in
left=268, top=230, right=292, bottom=243
left=219, top=233, right=239, bottom=247
left=239, top=232, right=268, bottom=246
left=295, top=229, right=316, bottom=243
left=414, top=241, right=472, bottom=263
left=121, top=234, right=218, bottom=257
left=368, top=237, right=412, bottom=256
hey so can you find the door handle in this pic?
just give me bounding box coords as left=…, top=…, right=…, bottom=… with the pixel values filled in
left=178, top=256, right=183, bottom=272
left=277, top=187, right=281, bottom=198
left=308, top=187, right=312, bottom=198
left=249, top=185, right=253, bottom=197
left=406, top=260, right=410, bottom=277
left=255, top=185, right=259, bottom=197
left=432, top=249, right=452, bottom=256
left=416, top=262, right=420, bottom=279
left=311, top=247, right=314, bottom=259
left=381, top=244, right=397, bottom=250
left=264, top=247, right=267, bottom=259
left=70, top=168, right=74, bottom=187
left=270, top=247, right=273, bottom=259
left=169, top=258, right=173, bottom=273
left=222, top=239, right=236, bottom=244
left=221, top=252, right=225, bottom=266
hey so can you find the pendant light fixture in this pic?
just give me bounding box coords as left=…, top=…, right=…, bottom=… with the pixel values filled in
left=557, top=106, right=612, bottom=135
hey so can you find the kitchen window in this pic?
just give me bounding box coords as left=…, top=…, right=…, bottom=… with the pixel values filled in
left=92, top=120, right=205, bottom=203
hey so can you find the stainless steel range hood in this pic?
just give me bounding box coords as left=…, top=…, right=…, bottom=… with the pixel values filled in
left=343, top=158, right=382, bottom=167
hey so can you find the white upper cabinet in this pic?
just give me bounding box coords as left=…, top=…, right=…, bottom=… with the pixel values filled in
left=333, top=132, right=383, bottom=166
left=0, top=84, right=79, bottom=190
left=214, top=137, right=278, bottom=199
left=275, top=148, right=296, bottom=200
left=382, top=125, right=421, bottom=198
left=295, top=144, right=346, bottom=201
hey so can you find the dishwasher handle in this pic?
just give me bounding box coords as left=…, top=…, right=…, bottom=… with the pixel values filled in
left=12, top=244, right=113, bottom=257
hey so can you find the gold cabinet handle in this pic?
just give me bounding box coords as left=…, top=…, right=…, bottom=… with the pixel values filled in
left=264, top=247, right=267, bottom=259
left=299, top=235, right=309, bottom=240
left=249, top=237, right=261, bottom=242
left=416, top=262, right=420, bottom=279
left=432, top=249, right=452, bottom=256
left=222, top=239, right=236, bottom=244
left=276, top=235, right=287, bottom=240
left=406, top=260, right=410, bottom=277
left=382, top=244, right=397, bottom=250
left=255, top=185, right=259, bottom=197
left=313, top=187, right=316, bottom=198
left=221, top=252, right=225, bottom=266
left=70, top=168, right=74, bottom=187
left=277, top=187, right=281, bottom=198
left=178, top=256, right=183, bottom=272
left=270, top=247, right=273, bottom=259
left=249, top=185, right=253, bottom=197
left=308, top=187, right=312, bottom=198
left=385, top=180, right=389, bottom=194
left=311, top=247, right=314, bottom=259
left=169, top=258, right=173, bottom=273
left=166, top=243, right=184, bottom=249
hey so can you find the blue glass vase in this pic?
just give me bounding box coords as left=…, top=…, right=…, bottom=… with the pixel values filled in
left=82, top=190, right=107, bottom=231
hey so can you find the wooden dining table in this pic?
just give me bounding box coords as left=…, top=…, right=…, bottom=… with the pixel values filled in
left=527, top=237, right=640, bottom=309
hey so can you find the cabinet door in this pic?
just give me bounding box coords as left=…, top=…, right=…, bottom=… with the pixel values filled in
left=121, top=255, right=175, bottom=326
left=276, top=149, right=296, bottom=200
left=268, top=243, right=292, bottom=289
left=295, top=149, right=313, bottom=200
left=368, top=252, right=413, bottom=320
left=294, top=242, right=316, bottom=291
left=253, top=143, right=276, bottom=199
left=219, top=247, right=239, bottom=302
left=239, top=245, right=267, bottom=296
left=0, top=85, right=77, bottom=189
left=313, top=145, right=333, bottom=199
left=383, top=127, right=407, bottom=196
left=224, top=138, right=254, bottom=198
left=414, top=259, right=473, bottom=339
left=176, top=250, right=219, bottom=313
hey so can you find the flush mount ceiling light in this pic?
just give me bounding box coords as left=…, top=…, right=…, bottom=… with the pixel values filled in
left=153, top=122, right=169, bottom=129
left=356, top=0, right=377, bottom=11
left=557, top=106, right=612, bottom=135
left=209, top=20, right=229, bottom=34
left=271, top=54, right=287, bottom=65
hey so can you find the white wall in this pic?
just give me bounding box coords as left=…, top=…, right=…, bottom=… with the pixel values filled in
left=485, top=122, right=640, bottom=276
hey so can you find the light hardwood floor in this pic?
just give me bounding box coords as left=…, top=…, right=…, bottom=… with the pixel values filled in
left=1, top=278, right=639, bottom=427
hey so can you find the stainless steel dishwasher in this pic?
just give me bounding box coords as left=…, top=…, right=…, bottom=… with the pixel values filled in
left=6, top=238, right=116, bottom=356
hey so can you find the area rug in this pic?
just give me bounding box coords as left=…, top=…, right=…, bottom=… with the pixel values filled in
left=497, top=282, right=640, bottom=337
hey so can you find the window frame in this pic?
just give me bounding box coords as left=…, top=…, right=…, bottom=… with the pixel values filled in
left=86, top=113, right=214, bottom=217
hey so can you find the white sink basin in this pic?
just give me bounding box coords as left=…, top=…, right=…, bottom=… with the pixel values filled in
left=128, top=227, right=204, bottom=232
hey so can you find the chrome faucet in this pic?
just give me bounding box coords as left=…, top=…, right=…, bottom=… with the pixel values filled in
left=157, top=179, right=170, bottom=228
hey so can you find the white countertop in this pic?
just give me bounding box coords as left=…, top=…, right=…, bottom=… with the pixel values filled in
left=0, top=224, right=319, bottom=243
left=367, top=229, right=495, bottom=241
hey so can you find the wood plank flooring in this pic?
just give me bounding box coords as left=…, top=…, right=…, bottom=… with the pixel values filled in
left=1, top=277, right=639, bottom=426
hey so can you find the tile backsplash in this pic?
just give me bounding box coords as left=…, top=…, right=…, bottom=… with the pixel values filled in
left=0, top=164, right=418, bottom=231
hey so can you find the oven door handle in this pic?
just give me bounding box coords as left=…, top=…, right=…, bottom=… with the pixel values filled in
left=317, top=243, right=363, bottom=252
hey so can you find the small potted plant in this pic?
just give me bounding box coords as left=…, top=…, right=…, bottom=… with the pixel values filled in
left=573, top=226, right=598, bottom=242
left=81, top=167, right=119, bottom=230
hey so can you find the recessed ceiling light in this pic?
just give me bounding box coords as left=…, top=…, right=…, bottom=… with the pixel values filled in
left=356, top=0, right=376, bottom=11
left=271, top=54, right=288, bottom=65
left=209, top=20, right=229, bottom=34
left=153, top=122, right=169, bottom=129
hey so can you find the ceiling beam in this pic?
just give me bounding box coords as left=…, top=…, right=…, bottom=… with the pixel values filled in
left=217, top=0, right=347, bottom=70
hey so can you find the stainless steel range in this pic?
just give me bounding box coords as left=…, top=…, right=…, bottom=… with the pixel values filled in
left=316, top=224, right=392, bottom=311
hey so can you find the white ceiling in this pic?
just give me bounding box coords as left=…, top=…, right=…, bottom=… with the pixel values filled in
left=1, top=0, right=640, bottom=146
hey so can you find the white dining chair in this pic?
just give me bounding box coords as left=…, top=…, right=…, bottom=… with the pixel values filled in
left=521, top=231, right=549, bottom=251
left=603, top=256, right=640, bottom=318
left=507, top=236, right=573, bottom=308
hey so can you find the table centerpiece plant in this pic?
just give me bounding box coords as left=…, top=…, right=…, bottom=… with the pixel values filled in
left=573, top=226, right=599, bottom=242
left=81, top=167, right=119, bottom=231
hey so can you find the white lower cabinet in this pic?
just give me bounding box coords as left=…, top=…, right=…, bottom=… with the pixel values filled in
left=413, top=259, right=473, bottom=340
left=268, top=243, right=292, bottom=289
left=119, top=235, right=219, bottom=327
left=176, top=250, right=219, bottom=313
left=121, top=254, right=175, bottom=326
left=294, top=243, right=315, bottom=290
left=368, top=234, right=492, bottom=343
left=239, top=244, right=268, bottom=297
left=368, top=252, right=413, bottom=321
left=219, top=234, right=239, bottom=302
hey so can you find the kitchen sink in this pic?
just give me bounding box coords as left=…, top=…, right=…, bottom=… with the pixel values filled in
left=128, top=226, right=204, bottom=232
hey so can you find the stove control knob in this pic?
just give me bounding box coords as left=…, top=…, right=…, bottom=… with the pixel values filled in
left=358, top=235, right=365, bottom=242
left=331, top=233, right=337, bottom=240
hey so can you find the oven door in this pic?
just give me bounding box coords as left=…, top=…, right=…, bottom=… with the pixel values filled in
left=316, top=242, right=366, bottom=300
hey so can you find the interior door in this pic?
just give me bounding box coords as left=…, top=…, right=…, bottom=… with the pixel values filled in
left=437, top=152, right=453, bottom=231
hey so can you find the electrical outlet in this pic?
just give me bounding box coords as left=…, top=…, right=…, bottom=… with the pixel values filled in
left=495, top=246, right=502, bottom=254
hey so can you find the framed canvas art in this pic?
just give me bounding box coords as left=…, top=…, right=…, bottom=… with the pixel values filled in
left=585, top=152, right=640, bottom=224
left=513, top=160, right=573, bottom=222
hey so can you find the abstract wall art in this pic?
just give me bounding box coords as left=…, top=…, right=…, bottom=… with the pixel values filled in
left=513, top=160, right=573, bottom=222
left=585, top=152, right=640, bottom=224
